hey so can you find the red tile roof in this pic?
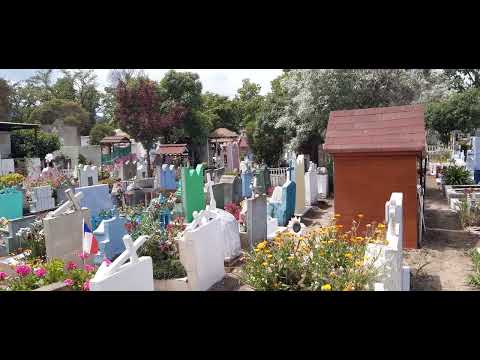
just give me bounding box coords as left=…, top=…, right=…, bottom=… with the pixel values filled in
left=238, top=135, right=249, bottom=148
left=156, top=144, right=188, bottom=155
left=209, top=128, right=239, bottom=138
left=324, top=104, right=426, bottom=154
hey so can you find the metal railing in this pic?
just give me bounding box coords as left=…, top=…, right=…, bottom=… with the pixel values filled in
left=268, top=167, right=289, bottom=187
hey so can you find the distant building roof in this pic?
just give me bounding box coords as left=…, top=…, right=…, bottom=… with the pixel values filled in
left=238, top=134, right=249, bottom=148
left=0, top=121, right=40, bottom=132
left=324, top=104, right=426, bottom=154
left=209, top=128, right=239, bottom=138
left=156, top=144, right=189, bottom=155
left=100, top=135, right=132, bottom=145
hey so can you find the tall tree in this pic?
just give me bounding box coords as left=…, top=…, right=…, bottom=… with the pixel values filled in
left=115, top=78, right=187, bottom=176
left=108, top=69, right=146, bottom=87
left=89, top=123, right=115, bottom=145
left=201, top=92, right=240, bottom=131
left=29, top=98, right=89, bottom=127
left=0, top=78, right=11, bottom=122
left=232, top=79, right=264, bottom=130
left=443, top=69, right=480, bottom=92
left=426, top=88, right=480, bottom=145
left=277, top=69, right=429, bottom=159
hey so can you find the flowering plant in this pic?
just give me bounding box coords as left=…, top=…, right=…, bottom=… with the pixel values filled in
left=0, top=173, right=24, bottom=188
left=225, top=202, right=241, bottom=221
left=0, top=255, right=96, bottom=291
left=239, top=215, right=386, bottom=291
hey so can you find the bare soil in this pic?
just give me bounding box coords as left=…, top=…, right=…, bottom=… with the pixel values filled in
left=403, top=176, right=480, bottom=291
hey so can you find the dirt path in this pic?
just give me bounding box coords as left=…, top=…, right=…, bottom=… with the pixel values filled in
left=403, top=176, right=480, bottom=290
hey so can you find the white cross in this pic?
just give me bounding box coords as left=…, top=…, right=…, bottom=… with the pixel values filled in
left=204, top=173, right=216, bottom=210
left=49, top=189, right=83, bottom=217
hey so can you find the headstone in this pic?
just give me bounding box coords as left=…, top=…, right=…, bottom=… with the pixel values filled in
left=136, top=160, right=147, bottom=179
left=213, top=167, right=225, bottom=183
left=254, top=165, right=270, bottom=195
left=93, top=215, right=127, bottom=262
left=246, top=195, right=267, bottom=249
left=118, top=161, right=137, bottom=181
left=294, top=155, right=306, bottom=215
left=268, top=173, right=296, bottom=226
left=156, top=164, right=177, bottom=190
left=219, top=175, right=242, bottom=205
left=43, top=190, right=91, bottom=264
left=90, top=234, right=154, bottom=291
left=0, top=187, right=23, bottom=220
left=75, top=184, right=113, bottom=219
left=78, top=165, right=99, bottom=187
left=179, top=208, right=226, bottom=290
left=29, top=185, right=55, bottom=213
left=0, top=215, right=36, bottom=255
left=212, top=183, right=225, bottom=209
left=305, top=163, right=318, bottom=206
left=225, top=142, right=240, bottom=171
left=317, top=167, right=329, bottom=199
left=181, top=164, right=205, bottom=223
left=241, top=167, right=253, bottom=198
left=25, top=158, right=41, bottom=178
left=0, top=158, right=15, bottom=176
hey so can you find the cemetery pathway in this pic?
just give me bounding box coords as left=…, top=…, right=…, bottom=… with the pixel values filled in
left=403, top=176, right=480, bottom=291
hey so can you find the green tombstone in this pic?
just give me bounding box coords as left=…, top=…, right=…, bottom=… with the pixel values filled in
left=181, top=164, right=205, bottom=222
left=255, top=165, right=271, bottom=195
left=0, top=187, right=23, bottom=220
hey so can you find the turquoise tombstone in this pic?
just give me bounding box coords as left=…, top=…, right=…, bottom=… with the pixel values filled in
left=267, top=180, right=296, bottom=226
left=0, top=187, right=23, bottom=220
left=181, top=164, right=205, bottom=223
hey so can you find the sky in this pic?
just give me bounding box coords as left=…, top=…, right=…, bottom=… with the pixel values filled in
left=0, top=69, right=283, bottom=98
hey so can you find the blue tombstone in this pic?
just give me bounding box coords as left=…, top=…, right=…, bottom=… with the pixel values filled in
left=241, top=169, right=253, bottom=198
left=159, top=165, right=177, bottom=190
left=267, top=180, right=296, bottom=226
left=93, top=215, right=127, bottom=263
left=75, top=184, right=114, bottom=219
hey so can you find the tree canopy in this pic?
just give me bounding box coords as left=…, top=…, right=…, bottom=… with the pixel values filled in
left=89, top=123, right=115, bottom=145
left=0, top=78, right=11, bottom=122
left=29, top=98, right=89, bottom=127
left=11, top=129, right=61, bottom=159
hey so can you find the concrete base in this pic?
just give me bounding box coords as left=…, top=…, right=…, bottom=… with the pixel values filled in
left=294, top=206, right=312, bottom=218
left=267, top=226, right=287, bottom=240
left=154, top=277, right=189, bottom=291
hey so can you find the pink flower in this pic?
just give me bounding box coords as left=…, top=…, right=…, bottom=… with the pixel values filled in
left=64, top=279, right=74, bottom=287
left=34, top=267, right=47, bottom=278
left=82, top=281, right=90, bottom=291
left=66, top=261, right=77, bottom=270
left=0, top=271, right=7, bottom=281
left=15, top=264, right=32, bottom=277
left=102, top=258, right=112, bottom=267
left=79, top=252, right=89, bottom=260
left=84, top=264, right=95, bottom=273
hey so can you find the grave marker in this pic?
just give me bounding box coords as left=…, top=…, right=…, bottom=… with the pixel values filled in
left=246, top=195, right=267, bottom=249
left=219, top=175, right=242, bottom=205
left=181, top=164, right=205, bottom=222
left=305, top=162, right=318, bottom=206
left=294, top=155, right=306, bottom=215
left=78, top=165, right=99, bottom=187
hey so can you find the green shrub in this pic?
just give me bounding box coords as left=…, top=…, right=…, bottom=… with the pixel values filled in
left=442, top=165, right=473, bottom=185
left=468, top=249, right=480, bottom=288
left=11, top=129, right=61, bottom=159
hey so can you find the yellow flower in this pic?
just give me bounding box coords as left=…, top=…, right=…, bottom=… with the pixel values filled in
left=321, top=284, right=332, bottom=291
left=335, top=224, right=343, bottom=229
left=355, top=260, right=363, bottom=267
left=262, top=262, right=268, bottom=267
left=357, top=214, right=364, bottom=219
left=334, top=213, right=341, bottom=218
left=343, top=284, right=355, bottom=291
left=267, top=254, right=273, bottom=259
left=256, top=241, right=267, bottom=250
left=344, top=253, right=353, bottom=260
left=377, top=223, right=386, bottom=229
left=327, top=240, right=334, bottom=244
left=329, top=271, right=336, bottom=277
left=287, top=255, right=294, bottom=260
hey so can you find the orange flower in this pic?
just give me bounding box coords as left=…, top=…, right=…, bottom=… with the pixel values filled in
left=357, top=214, right=364, bottom=219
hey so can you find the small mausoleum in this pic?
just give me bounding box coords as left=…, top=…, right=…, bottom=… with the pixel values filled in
left=208, top=128, right=239, bottom=167
left=324, top=104, right=426, bottom=249
left=100, top=135, right=132, bottom=165
left=155, top=144, right=190, bottom=167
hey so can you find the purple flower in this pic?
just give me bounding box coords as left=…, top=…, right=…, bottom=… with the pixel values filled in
left=34, top=267, right=47, bottom=278
left=0, top=271, right=7, bottom=281
left=15, top=264, right=32, bottom=277
left=64, top=279, right=74, bottom=287
left=102, top=258, right=112, bottom=267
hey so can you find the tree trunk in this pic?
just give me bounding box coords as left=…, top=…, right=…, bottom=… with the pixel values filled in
left=145, top=142, right=152, bottom=177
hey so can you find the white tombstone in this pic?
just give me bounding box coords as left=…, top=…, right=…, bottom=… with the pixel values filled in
left=136, top=160, right=147, bottom=180
left=179, top=208, right=226, bottom=291
left=305, top=163, right=318, bottom=206
left=29, top=185, right=55, bottom=213
left=90, top=234, right=154, bottom=291
left=78, top=165, right=99, bottom=187
left=266, top=216, right=287, bottom=240
left=0, top=158, right=15, bottom=176
left=365, top=192, right=408, bottom=291
left=294, top=154, right=306, bottom=215
left=43, top=189, right=91, bottom=264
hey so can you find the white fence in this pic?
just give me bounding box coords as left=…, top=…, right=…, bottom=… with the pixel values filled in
left=365, top=192, right=410, bottom=291
left=269, top=167, right=288, bottom=187
left=427, top=144, right=454, bottom=153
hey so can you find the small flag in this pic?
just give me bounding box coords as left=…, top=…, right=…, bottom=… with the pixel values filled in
left=83, top=220, right=99, bottom=255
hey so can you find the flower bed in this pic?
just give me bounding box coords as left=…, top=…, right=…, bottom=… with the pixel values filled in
left=239, top=215, right=387, bottom=291
left=0, top=256, right=97, bottom=291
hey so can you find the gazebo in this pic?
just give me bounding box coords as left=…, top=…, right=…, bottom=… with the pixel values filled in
left=100, top=135, right=132, bottom=165
left=208, top=128, right=239, bottom=167
left=155, top=144, right=190, bottom=167
left=324, top=104, right=426, bottom=249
